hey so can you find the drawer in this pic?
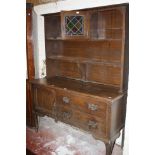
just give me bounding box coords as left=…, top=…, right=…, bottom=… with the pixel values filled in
left=57, top=106, right=107, bottom=138
left=56, top=89, right=107, bottom=119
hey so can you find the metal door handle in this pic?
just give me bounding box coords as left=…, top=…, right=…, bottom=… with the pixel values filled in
left=62, top=111, right=72, bottom=119
left=88, top=103, right=98, bottom=111
left=88, top=120, right=97, bottom=129
left=63, top=96, right=70, bottom=104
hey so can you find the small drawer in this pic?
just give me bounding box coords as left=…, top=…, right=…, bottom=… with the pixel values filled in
left=56, top=89, right=107, bottom=119
left=72, top=110, right=107, bottom=137
left=57, top=106, right=107, bottom=138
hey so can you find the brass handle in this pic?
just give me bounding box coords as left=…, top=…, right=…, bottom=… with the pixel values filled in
left=63, top=96, right=70, bottom=104
left=88, top=103, right=98, bottom=111
left=62, top=112, right=72, bottom=119
left=88, top=120, right=97, bottom=129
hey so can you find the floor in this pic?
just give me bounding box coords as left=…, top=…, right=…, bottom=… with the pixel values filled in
left=26, top=116, right=123, bottom=155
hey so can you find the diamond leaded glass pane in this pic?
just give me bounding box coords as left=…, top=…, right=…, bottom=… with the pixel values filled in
left=65, top=16, right=84, bottom=36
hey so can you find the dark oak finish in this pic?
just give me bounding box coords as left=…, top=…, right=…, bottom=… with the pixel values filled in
left=31, top=77, right=126, bottom=142
left=31, top=4, right=129, bottom=155
left=26, top=5, right=35, bottom=80
left=26, top=3, right=35, bottom=127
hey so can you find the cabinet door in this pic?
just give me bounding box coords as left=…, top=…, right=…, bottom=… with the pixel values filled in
left=61, top=10, right=89, bottom=39
left=33, top=86, right=56, bottom=115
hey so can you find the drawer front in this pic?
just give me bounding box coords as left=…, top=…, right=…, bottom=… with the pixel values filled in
left=56, top=89, right=107, bottom=119
left=57, top=106, right=107, bottom=137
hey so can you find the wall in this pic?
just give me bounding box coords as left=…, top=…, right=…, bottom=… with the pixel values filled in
left=32, top=0, right=129, bottom=154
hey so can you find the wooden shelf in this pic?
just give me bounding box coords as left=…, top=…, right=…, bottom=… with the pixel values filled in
left=90, top=38, right=122, bottom=41
left=47, top=56, right=121, bottom=67
left=31, top=76, right=121, bottom=100
left=104, top=27, right=122, bottom=29
left=46, top=37, right=122, bottom=41
left=46, top=37, right=63, bottom=40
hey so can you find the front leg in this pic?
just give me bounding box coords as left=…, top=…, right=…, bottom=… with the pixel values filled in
left=34, top=112, right=39, bottom=132
left=105, top=140, right=115, bottom=155
left=121, top=127, right=125, bottom=149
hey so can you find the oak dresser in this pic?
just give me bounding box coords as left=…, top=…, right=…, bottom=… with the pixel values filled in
left=31, top=3, right=129, bottom=155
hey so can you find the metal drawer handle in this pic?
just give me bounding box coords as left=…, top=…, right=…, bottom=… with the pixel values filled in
left=88, top=103, right=98, bottom=111
left=88, top=120, right=97, bottom=129
left=62, top=112, right=72, bottom=119
left=63, top=96, right=70, bottom=104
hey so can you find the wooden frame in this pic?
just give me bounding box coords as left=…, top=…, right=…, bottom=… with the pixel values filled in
left=26, top=3, right=35, bottom=127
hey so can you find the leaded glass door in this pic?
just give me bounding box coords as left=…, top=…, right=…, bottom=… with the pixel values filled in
left=61, top=11, right=89, bottom=39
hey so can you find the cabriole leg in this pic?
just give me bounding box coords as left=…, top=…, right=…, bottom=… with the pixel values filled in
left=121, top=127, right=125, bottom=149
left=34, top=113, right=39, bottom=132
left=105, top=140, right=115, bottom=155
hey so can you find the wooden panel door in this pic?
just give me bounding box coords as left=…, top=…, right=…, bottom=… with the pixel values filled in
left=33, top=86, right=56, bottom=115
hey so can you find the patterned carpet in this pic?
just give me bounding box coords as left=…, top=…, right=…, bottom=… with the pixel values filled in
left=26, top=116, right=122, bottom=155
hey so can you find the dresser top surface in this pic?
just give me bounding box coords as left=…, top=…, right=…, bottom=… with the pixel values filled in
left=31, top=76, right=123, bottom=100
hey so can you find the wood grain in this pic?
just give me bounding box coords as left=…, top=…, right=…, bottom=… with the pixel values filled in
left=31, top=4, right=129, bottom=155
left=26, top=4, right=35, bottom=127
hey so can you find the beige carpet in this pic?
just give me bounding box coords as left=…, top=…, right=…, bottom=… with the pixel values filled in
left=27, top=116, right=123, bottom=155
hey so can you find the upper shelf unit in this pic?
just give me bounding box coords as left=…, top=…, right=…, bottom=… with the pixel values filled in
left=43, top=5, right=128, bottom=91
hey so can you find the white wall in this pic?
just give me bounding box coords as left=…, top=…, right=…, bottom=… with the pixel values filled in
left=32, top=10, right=45, bottom=78
left=32, top=1, right=129, bottom=154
